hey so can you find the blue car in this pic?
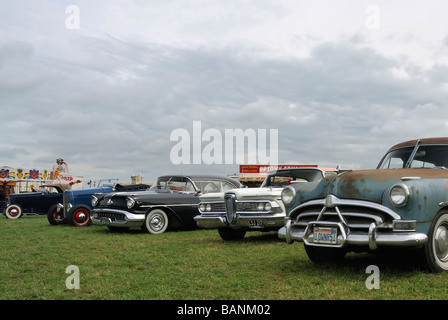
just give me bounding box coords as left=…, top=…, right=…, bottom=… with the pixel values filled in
left=4, top=183, right=75, bottom=219
left=48, top=183, right=151, bottom=227
left=279, top=137, right=448, bottom=272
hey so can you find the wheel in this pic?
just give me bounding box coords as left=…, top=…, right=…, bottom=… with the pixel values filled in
left=218, top=227, right=246, bottom=241
left=304, top=245, right=347, bottom=263
left=5, top=204, right=22, bottom=219
left=67, top=204, right=92, bottom=227
left=47, top=204, right=63, bottom=225
left=425, top=210, right=448, bottom=272
left=144, top=209, right=168, bottom=234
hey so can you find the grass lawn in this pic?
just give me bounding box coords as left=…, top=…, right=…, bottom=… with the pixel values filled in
left=1, top=215, right=448, bottom=300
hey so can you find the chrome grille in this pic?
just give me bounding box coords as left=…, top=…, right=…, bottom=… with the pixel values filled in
left=296, top=208, right=385, bottom=230
left=202, top=201, right=266, bottom=213
left=236, top=202, right=258, bottom=211
left=97, top=212, right=126, bottom=221
left=291, top=196, right=399, bottom=230
left=225, top=194, right=236, bottom=223
left=62, top=193, right=71, bottom=214
left=210, top=202, right=226, bottom=212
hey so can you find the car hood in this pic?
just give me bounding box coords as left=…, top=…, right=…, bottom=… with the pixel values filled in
left=226, top=187, right=283, bottom=200
left=199, top=187, right=283, bottom=202
left=99, top=189, right=168, bottom=203
left=295, top=168, right=448, bottom=204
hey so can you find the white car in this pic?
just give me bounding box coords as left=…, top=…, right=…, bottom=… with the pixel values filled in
left=194, top=167, right=336, bottom=240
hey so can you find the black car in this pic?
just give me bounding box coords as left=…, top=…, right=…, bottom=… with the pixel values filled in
left=91, top=174, right=241, bottom=234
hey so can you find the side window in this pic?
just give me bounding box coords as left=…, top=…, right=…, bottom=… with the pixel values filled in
left=410, top=160, right=434, bottom=168
left=221, top=181, right=236, bottom=191
left=384, top=157, right=404, bottom=169
left=193, top=180, right=237, bottom=193
left=202, top=182, right=220, bottom=193
left=161, top=177, right=190, bottom=191
left=184, top=181, right=195, bottom=192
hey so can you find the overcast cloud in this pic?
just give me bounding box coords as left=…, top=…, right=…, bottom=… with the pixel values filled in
left=1, top=0, right=448, bottom=184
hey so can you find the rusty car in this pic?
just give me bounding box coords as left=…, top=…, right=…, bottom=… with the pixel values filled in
left=279, top=137, right=448, bottom=272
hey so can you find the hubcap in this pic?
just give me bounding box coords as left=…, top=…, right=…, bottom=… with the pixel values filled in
left=53, top=211, right=62, bottom=220
left=150, top=214, right=164, bottom=231
left=435, top=224, right=448, bottom=262
left=7, top=206, right=20, bottom=218
left=74, top=210, right=89, bottom=225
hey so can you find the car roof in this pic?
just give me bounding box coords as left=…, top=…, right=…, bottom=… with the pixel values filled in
left=156, top=174, right=241, bottom=185
left=388, top=137, right=448, bottom=152
left=267, top=167, right=336, bottom=174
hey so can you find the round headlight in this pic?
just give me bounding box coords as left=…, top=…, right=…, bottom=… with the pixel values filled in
left=257, top=202, right=265, bottom=211
left=205, top=204, right=212, bottom=212
left=91, top=195, right=99, bottom=207
left=264, top=202, right=272, bottom=211
left=126, top=197, right=136, bottom=209
left=281, top=186, right=297, bottom=206
left=199, top=203, right=206, bottom=212
left=389, top=184, right=409, bottom=207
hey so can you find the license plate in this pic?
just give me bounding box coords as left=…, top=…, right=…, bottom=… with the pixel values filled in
left=249, top=218, right=263, bottom=228
left=313, top=227, right=337, bottom=244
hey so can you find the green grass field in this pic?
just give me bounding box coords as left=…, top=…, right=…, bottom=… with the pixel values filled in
left=1, top=215, right=448, bottom=300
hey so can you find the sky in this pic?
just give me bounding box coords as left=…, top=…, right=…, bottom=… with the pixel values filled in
left=2, top=0, right=448, bottom=185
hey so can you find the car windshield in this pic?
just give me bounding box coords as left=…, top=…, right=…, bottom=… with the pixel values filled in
left=260, top=169, right=324, bottom=188
left=378, top=145, right=448, bottom=169
left=37, top=186, right=62, bottom=193
left=155, top=177, right=238, bottom=194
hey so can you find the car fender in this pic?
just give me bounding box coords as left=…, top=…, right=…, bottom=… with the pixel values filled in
left=144, top=205, right=184, bottom=228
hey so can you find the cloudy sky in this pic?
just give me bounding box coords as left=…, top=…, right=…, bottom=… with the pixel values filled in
left=1, top=0, right=448, bottom=185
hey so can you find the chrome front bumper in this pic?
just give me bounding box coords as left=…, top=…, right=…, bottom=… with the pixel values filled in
left=278, top=220, right=428, bottom=250
left=194, top=215, right=227, bottom=228
left=194, top=214, right=285, bottom=229
left=91, top=208, right=145, bottom=228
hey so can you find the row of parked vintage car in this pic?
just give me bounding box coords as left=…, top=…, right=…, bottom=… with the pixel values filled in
left=4, top=137, right=448, bottom=273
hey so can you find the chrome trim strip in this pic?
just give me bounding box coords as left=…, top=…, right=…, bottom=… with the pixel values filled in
left=140, top=203, right=198, bottom=208
left=295, top=211, right=385, bottom=226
